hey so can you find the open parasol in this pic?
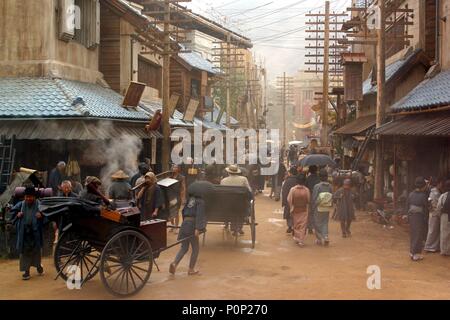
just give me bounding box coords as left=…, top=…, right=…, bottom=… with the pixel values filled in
left=299, top=154, right=336, bottom=167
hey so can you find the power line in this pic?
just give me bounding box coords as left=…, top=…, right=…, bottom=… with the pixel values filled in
left=228, top=1, right=274, bottom=18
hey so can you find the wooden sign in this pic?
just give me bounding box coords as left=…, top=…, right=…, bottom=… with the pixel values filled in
left=184, top=98, right=200, bottom=122
left=168, top=93, right=181, bottom=117
left=122, top=81, right=146, bottom=107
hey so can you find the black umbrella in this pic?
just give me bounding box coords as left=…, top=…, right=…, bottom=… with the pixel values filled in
left=299, top=154, right=336, bottom=167
left=187, top=181, right=215, bottom=198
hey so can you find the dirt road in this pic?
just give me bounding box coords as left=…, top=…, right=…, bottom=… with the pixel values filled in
left=1, top=191, right=449, bottom=300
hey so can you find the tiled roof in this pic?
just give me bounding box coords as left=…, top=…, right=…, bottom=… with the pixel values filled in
left=391, top=70, right=450, bottom=113
left=363, top=49, right=422, bottom=96
left=334, top=114, right=376, bottom=135
left=0, top=77, right=149, bottom=121
left=376, top=111, right=450, bottom=137
left=178, top=51, right=217, bottom=75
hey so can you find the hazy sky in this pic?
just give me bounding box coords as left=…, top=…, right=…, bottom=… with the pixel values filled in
left=187, top=0, right=351, bottom=81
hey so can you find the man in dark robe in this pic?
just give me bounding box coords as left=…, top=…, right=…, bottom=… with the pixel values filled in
left=282, top=166, right=299, bottom=234
left=130, top=163, right=150, bottom=188
left=136, top=172, right=164, bottom=221
left=10, top=187, right=45, bottom=280
left=48, top=161, right=66, bottom=195
left=108, top=170, right=132, bottom=204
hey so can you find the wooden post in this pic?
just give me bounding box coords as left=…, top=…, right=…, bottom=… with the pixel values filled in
left=283, top=72, right=287, bottom=148
left=161, top=0, right=171, bottom=172
left=226, top=32, right=231, bottom=128
left=374, top=0, right=386, bottom=200
left=321, top=0, right=330, bottom=147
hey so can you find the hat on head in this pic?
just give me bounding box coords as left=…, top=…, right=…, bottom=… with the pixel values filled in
left=225, top=165, right=242, bottom=175
left=111, top=170, right=129, bottom=180
left=85, top=176, right=101, bottom=186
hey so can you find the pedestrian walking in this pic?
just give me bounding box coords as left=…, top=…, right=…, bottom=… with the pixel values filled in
left=306, top=165, right=321, bottom=234
left=287, top=174, right=310, bottom=247
left=333, top=179, right=356, bottom=238
left=424, top=178, right=445, bottom=253
left=9, top=187, right=45, bottom=280
left=281, top=166, right=298, bottom=234
left=437, top=180, right=450, bottom=256
left=169, top=184, right=208, bottom=276
left=169, top=164, right=186, bottom=234
left=311, top=169, right=333, bottom=246
left=406, top=177, right=430, bottom=261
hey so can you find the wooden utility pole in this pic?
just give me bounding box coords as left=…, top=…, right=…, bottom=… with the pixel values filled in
left=142, top=0, right=192, bottom=172
left=304, top=2, right=348, bottom=147
left=226, top=32, right=231, bottom=128
left=322, top=0, right=330, bottom=147
left=276, top=73, right=294, bottom=147
left=161, top=0, right=171, bottom=172
left=374, top=0, right=386, bottom=200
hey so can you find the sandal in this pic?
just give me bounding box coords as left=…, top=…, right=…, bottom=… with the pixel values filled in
left=169, top=263, right=177, bottom=275
left=188, top=270, right=200, bottom=276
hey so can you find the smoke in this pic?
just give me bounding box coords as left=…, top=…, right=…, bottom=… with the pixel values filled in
left=81, top=121, right=143, bottom=192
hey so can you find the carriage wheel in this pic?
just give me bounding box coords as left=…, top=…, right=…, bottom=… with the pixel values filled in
left=250, top=203, right=256, bottom=249
left=54, top=230, right=101, bottom=282
left=99, top=230, right=153, bottom=297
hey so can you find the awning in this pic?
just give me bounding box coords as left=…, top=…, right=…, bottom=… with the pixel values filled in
left=0, top=119, right=163, bottom=140
left=375, top=112, right=450, bottom=137
left=334, top=115, right=376, bottom=135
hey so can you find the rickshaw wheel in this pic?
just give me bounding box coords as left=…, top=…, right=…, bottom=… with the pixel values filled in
left=250, top=203, right=256, bottom=249
left=99, top=230, right=153, bottom=297
left=54, top=230, right=101, bottom=282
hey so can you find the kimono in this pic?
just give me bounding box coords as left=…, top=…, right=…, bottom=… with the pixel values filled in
left=139, top=184, right=164, bottom=221
left=10, top=200, right=45, bottom=272
left=287, top=185, right=310, bottom=242
left=281, top=175, right=298, bottom=228
left=333, top=188, right=356, bottom=237
left=437, top=192, right=450, bottom=256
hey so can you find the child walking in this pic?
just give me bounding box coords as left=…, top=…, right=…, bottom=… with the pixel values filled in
left=333, top=179, right=356, bottom=238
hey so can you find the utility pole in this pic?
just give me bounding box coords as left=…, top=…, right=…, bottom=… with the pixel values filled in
left=142, top=0, right=192, bottom=172
left=322, top=0, right=330, bottom=147
left=226, top=32, right=231, bottom=128
left=374, top=0, right=386, bottom=200
left=304, top=2, right=348, bottom=147
left=276, top=73, right=294, bottom=148
left=161, top=0, right=171, bottom=172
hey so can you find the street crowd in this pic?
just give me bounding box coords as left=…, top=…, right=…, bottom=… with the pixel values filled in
left=5, top=143, right=450, bottom=282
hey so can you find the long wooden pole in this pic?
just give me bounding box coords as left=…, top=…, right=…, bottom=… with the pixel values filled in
left=321, top=0, right=330, bottom=147
left=374, top=0, right=386, bottom=200
left=226, top=32, right=231, bottom=128
left=284, top=74, right=286, bottom=144
left=161, top=0, right=171, bottom=172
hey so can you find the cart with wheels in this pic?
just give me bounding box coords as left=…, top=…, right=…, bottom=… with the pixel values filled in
left=203, top=186, right=257, bottom=249
left=40, top=198, right=191, bottom=297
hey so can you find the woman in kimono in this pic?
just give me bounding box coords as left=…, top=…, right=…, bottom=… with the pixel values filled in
left=10, top=187, right=45, bottom=280
left=287, top=174, right=310, bottom=247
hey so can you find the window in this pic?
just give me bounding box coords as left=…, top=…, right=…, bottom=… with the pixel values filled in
left=73, top=0, right=100, bottom=49
left=191, top=79, right=200, bottom=99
